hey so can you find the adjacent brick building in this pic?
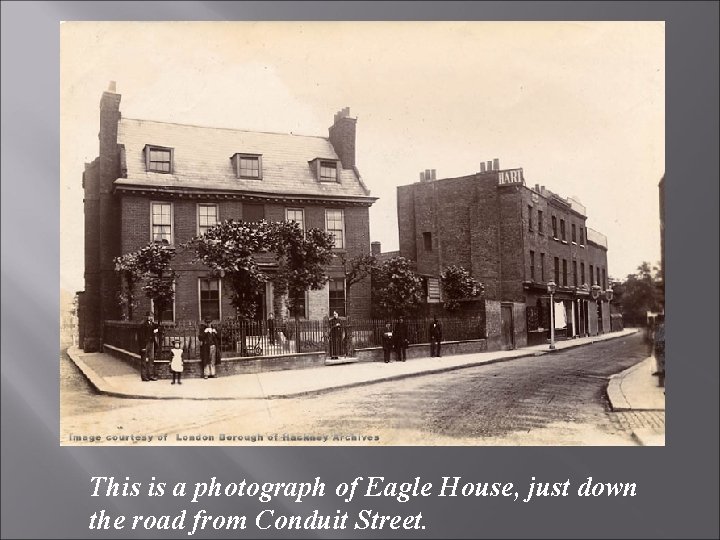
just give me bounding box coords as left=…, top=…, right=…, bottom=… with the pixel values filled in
left=81, top=84, right=376, bottom=351
left=397, top=161, right=612, bottom=349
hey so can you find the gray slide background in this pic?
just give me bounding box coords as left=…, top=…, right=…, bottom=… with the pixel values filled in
left=1, top=2, right=718, bottom=538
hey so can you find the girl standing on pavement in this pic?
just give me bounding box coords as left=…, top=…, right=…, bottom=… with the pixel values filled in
left=170, top=339, right=184, bottom=385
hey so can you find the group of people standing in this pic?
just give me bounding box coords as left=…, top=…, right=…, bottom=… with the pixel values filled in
left=137, top=311, right=448, bottom=380
left=380, top=316, right=443, bottom=363
left=137, top=312, right=219, bottom=384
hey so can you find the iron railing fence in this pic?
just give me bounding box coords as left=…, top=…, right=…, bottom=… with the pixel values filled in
left=104, top=316, right=487, bottom=360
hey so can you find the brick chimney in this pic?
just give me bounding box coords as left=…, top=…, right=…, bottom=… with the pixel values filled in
left=371, top=241, right=381, bottom=256
left=328, top=107, right=357, bottom=169
left=99, top=81, right=121, bottom=160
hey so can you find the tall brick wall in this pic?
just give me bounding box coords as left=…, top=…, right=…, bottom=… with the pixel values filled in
left=498, top=186, right=525, bottom=301
left=81, top=90, right=123, bottom=351
left=397, top=173, right=505, bottom=298
left=470, top=173, right=503, bottom=299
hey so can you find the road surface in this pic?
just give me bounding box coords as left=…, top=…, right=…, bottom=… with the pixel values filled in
left=61, top=332, right=661, bottom=445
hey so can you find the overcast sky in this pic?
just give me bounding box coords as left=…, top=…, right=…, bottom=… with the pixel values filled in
left=61, top=21, right=664, bottom=294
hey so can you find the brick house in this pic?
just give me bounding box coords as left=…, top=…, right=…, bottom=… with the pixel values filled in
left=81, top=84, right=376, bottom=352
left=397, top=161, right=612, bottom=350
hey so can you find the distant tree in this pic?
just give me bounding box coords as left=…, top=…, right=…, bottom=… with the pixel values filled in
left=114, top=242, right=177, bottom=321
left=614, top=261, right=662, bottom=324
left=371, top=256, right=424, bottom=319
left=341, top=253, right=377, bottom=317
left=440, top=265, right=483, bottom=312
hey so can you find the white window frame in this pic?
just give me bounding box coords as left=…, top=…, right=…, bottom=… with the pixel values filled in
left=150, top=281, right=176, bottom=323
left=325, top=208, right=345, bottom=249
left=198, top=277, right=222, bottom=321
left=150, top=201, right=174, bottom=244
left=197, top=203, right=219, bottom=236
left=286, top=208, right=305, bottom=235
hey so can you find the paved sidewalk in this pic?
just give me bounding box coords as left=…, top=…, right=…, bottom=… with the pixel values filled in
left=68, top=328, right=638, bottom=400
left=606, top=355, right=666, bottom=446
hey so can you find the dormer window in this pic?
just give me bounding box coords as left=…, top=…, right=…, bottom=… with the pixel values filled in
left=311, top=158, right=339, bottom=183
left=144, top=145, right=173, bottom=173
left=320, top=161, right=338, bottom=182
left=232, top=153, right=262, bottom=179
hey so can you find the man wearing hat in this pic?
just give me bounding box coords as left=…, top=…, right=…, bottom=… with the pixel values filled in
left=138, top=311, right=159, bottom=381
left=199, top=316, right=218, bottom=379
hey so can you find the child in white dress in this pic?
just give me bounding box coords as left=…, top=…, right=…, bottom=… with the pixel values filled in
left=170, top=340, right=184, bottom=385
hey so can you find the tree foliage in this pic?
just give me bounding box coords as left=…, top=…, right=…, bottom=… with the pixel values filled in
left=342, top=253, right=377, bottom=290
left=371, top=256, right=423, bottom=318
left=269, top=221, right=335, bottom=316
left=612, top=261, right=662, bottom=324
left=114, top=242, right=177, bottom=320
left=192, top=219, right=271, bottom=319
left=440, top=264, right=483, bottom=311
left=190, top=219, right=335, bottom=319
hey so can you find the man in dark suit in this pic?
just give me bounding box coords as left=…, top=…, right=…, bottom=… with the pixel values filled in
left=429, top=317, right=443, bottom=357
left=138, top=311, right=159, bottom=381
left=393, top=317, right=409, bottom=362
left=329, top=311, right=343, bottom=359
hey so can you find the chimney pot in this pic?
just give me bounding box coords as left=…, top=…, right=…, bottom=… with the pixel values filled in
left=480, top=162, right=486, bottom=173
left=431, top=169, right=436, bottom=180
left=493, top=158, right=500, bottom=170
left=486, top=160, right=493, bottom=171
left=108, top=81, right=116, bottom=92
left=419, top=172, right=426, bottom=182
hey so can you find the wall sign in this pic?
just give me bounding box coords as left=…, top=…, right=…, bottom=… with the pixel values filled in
left=497, top=168, right=524, bottom=185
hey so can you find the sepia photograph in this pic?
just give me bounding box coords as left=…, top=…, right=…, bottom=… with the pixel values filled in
left=60, top=21, right=665, bottom=446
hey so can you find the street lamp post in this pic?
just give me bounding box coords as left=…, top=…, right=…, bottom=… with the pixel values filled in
left=547, top=281, right=557, bottom=350
left=605, top=288, right=614, bottom=332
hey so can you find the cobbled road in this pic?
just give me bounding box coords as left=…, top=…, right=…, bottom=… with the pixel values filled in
left=61, top=332, right=659, bottom=445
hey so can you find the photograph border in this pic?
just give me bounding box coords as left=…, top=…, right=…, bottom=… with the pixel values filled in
left=2, top=2, right=718, bottom=538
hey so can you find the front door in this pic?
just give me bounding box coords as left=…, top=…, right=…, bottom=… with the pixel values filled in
left=501, top=304, right=515, bottom=350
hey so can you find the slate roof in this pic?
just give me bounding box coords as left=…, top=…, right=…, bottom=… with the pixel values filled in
left=114, top=118, right=374, bottom=203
